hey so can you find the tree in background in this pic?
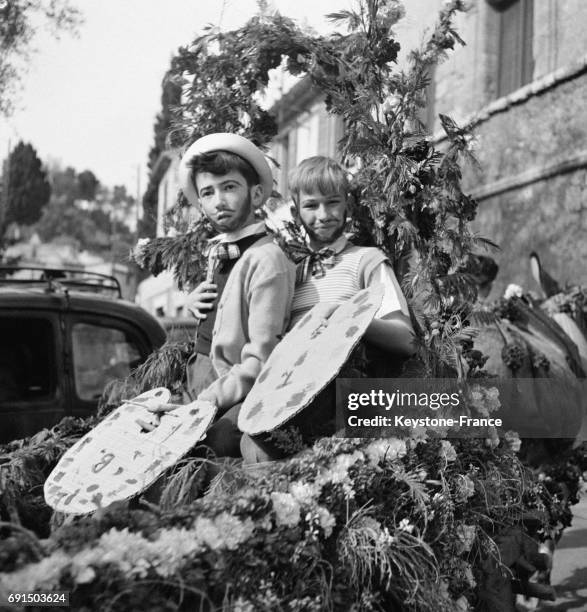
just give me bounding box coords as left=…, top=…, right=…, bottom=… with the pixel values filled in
left=2, top=141, right=51, bottom=233
left=77, top=169, right=100, bottom=201
left=0, top=0, right=82, bottom=116
left=139, top=65, right=182, bottom=239
left=36, top=164, right=134, bottom=257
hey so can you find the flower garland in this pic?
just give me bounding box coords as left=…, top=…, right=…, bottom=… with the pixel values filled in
left=0, top=436, right=561, bottom=611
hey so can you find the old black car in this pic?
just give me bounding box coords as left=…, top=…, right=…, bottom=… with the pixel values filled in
left=0, top=267, right=166, bottom=443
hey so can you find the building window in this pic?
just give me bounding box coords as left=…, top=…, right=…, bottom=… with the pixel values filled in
left=493, top=0, right=534, bottom=97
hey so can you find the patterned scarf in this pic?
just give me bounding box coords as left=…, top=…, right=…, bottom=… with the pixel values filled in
left=214, top=242, right=241, bottom=261
left=295, top=247, right=337, bottom=285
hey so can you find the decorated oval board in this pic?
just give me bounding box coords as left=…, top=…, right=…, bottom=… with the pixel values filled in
left=238, top=284, right=384, bottom=435
left=44, top=388, right=216, bottom=515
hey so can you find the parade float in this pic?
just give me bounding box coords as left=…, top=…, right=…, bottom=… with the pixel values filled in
left=1, top=2, right=586, bottom=610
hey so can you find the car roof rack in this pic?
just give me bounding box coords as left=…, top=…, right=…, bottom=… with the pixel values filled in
left=0, top=266, right=122, bottom=298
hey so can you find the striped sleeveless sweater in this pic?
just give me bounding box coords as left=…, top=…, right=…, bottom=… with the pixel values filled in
left=290, top=245, right=387, bottom=327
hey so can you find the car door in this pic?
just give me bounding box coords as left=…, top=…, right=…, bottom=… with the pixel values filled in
left=0, top=309, right=66, bottom=443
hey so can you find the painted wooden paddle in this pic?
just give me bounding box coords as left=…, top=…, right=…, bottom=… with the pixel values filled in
left=238, top=284, right=384, bottom=435
left=44, top=388, right=216, bottom=514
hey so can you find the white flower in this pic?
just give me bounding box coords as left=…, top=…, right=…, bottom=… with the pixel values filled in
left=315, top=506, right=336, bottom=538
left=238, top=110, right=251, bottom=129
left=233, top=597, right=256, bottom=612
left=504, top=284, right=523, bottom=300
left=456, top=524, right=476, bottom=552
left=365, top=438, right=407, bottom=465
left=75, top=566, right=96, bottom=584
left=131, top=237, right=151, bottom=264
left=69, top=548, right=101, bottom=585
left=440, top=440, right=457, bottom=462
left=382, top=94, right=402, bottom=114
left=194, top=517, right=224, bottom=550
left=211, top=514, right=256, bottom=550
left=504, top=430, right=522, bottom=453
left=485, top=433, right=500, bottom=449
left=0, top=551, right=70, bottom=592
left=398, top=518, right=414, bottom=533
left=410, top=425, right=429, bottom=443
left=377, top=526, right=396, bottom=546
left=332, top=451, right=364, bottom=479
left=271, top=492, right=301, bottom=528
left=456, top=474, right=475, bottom=500
left=470, top=385, right=500, bottom=415
left=289, top=481, right=319, bottom=506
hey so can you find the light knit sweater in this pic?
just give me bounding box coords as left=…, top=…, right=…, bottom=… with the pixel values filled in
left=197, top=235, right=296, bottom=411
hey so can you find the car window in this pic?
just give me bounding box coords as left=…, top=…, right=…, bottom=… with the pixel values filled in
left=71, top=322, right=142, bottom=401
left=0, top=317, right=56, bottom=403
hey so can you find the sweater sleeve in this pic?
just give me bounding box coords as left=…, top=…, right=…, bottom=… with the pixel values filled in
left=198, top=253, right=295, bottom=412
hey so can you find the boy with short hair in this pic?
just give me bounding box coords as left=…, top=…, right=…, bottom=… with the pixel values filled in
left=288, top=155, right=414, bottom=355
left=240, top=155, right=415, bottom=462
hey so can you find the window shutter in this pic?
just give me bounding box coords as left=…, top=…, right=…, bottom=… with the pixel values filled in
left=497, top=0, right=534, bottom=97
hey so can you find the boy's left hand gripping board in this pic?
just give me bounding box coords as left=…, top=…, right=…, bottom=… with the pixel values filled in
left=44, top=388, right=216, bottom=515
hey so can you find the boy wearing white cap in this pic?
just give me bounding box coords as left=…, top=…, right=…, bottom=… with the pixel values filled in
left=173, top=133, right=296, bottom=456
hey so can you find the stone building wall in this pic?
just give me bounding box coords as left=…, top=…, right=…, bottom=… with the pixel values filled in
left=430, top=0, right=587, bottom=293
left=464, top=68, right=587, bottom=295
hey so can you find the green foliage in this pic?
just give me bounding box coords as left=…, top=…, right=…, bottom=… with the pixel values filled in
left=77, top=169, right=100, bottom=201
left=35, top=164, right=134, bottom=257
left=3, top=141, right=51, bottom=230
left=99, top=341, right=193, bottom=411
left=0, top=417, right=97, bottom=533
left=138, top=181, right=158, bottom=239
left=132, top=216, right=215, bottom=290
left=0, top=0, right=81, bottom=116
left=167, top=13, right=304, bottom=147
left=132, top=0, right=494, bottom=377
left=148, top=73, right=182, bottom=173
left=139, top=66, right=182, bottom=239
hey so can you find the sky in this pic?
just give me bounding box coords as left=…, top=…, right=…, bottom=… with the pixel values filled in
left=0, top=0, right=351, bottom=197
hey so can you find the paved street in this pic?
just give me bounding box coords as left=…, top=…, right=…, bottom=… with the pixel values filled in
left=542, top=494, right=587, bottom=611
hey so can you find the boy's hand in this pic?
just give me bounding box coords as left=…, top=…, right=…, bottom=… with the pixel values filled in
left=187, top=281, right=218, bottom=320
left=136, top=402, right=182, bottom=432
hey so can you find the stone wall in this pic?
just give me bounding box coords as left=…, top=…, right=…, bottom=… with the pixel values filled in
left=430, top=1, right=587, bottom=292
left=471, top=166, right=587, bottom=297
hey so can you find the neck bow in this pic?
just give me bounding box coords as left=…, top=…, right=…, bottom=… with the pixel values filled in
left=296, top=247, right=337, bottom=285
left=214, top=242, right=240, bottom=261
